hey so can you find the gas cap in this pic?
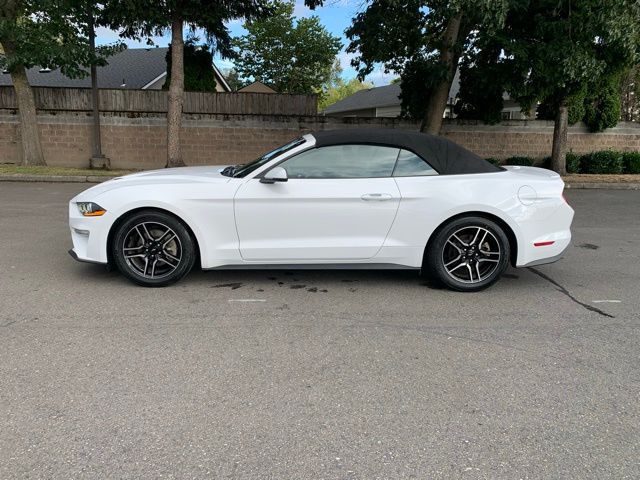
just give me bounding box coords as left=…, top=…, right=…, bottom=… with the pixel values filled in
left=518, top=185, right=537, bottom=206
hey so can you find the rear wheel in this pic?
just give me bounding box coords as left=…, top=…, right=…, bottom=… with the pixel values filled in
left=112, top=211, right=196, bottom=287
left=425, top=216, right=510, bottom=292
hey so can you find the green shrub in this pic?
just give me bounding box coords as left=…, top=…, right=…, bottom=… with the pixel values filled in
left=622, top=152, right=640, bottom=174
left=538, top=156, right=552, bottom=170
left=565, top=152, right=581, bottom=174
left=582, top=150, right=624, bottom=174
left=485, top=157, right=501, bottom=166
left=504, top=156, right=534, bottom=166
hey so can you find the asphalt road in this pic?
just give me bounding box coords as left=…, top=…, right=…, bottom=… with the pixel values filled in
left=1, top=182, right=639, bottom=479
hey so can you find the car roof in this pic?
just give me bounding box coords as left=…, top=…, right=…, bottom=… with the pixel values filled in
left=311, top=128, right=501, bottom=175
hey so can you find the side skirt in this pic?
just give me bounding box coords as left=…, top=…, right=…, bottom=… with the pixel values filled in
left=203, top=263, right=421, bottom=271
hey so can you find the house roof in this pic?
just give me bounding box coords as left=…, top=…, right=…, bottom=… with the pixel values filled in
left=322, top=69, right=462, bottom=115
left=0, top=48, right=169, bottom=89
left=323, top=83, right=402, bottom=114
left=238, top=81, right=277, bottom=93
left=212, top=63, right=231, bottom=92
left=0, top=47, right=231, bottom=91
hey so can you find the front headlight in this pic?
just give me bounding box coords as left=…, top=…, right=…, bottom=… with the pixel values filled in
left=76, top=202, right=106, bottom=217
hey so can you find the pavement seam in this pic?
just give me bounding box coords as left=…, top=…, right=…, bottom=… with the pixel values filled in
left=528, top=267, right=615, bottom=318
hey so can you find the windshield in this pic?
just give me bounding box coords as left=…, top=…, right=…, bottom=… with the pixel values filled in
left=232, top=137, right=307, bottom=178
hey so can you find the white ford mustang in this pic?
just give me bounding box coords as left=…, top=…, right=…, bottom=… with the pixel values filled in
left=69, top=128, right=574, bottom=291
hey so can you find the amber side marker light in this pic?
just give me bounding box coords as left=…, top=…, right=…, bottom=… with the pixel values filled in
left=77, top=202, right=106, bottom=217
left=84, top=210, right=107, bottom=217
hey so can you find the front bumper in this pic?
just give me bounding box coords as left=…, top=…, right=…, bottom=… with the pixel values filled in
left=69, top=201, right=110, bottom=264
left=68, top=248, right=105, bottom=265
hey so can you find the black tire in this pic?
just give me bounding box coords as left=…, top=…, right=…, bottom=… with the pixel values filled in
left=112, top=210, right=196, bottom=287
left=424, top=216, right=510, bottom=292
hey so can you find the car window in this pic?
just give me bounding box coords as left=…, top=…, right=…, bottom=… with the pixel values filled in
left=392, top=149, right=438, bottom=177
left=278, top=145, right=400, bottom=179
left=233, top=137, right=306, bottom=178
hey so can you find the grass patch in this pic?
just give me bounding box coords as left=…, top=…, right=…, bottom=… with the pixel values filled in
left=0, top=164, right=138, bottom=177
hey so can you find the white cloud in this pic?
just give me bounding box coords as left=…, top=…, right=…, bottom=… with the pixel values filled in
left=293, top=0, right=313, bottom=18
left=337, top=50, right=356, bottom=69
left=365, top=66, right=398, bottom=87
left=95, top=27, right=121, bottom=43
left=214, top=57, right=236, bottom=71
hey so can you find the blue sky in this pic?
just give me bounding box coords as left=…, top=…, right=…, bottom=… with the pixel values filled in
left=95, top=0, right=396, bottom=86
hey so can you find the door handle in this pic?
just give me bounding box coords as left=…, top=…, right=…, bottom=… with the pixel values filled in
left=361, top=193, right=393, bottom=201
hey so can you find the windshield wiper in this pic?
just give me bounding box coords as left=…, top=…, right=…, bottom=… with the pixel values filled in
left=220, top=165, right=237, bottom=177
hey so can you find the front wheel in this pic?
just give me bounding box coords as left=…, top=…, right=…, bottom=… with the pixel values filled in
left=425, top=216, right=510, bottom=292
left=112, top=211, right=196, bottom=287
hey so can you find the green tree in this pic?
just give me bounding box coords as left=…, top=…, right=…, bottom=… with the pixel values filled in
left=346, top=0, right=511, bottom=135
left=535, top=74, right=621, bottom=133
left=103, top=0, right=277, bottom=167
left=163, top=40, right=218, bottom=92
left=232, top=0, right=342, bottom=94
left=496, top=0, right=639, bottom=173
left=223, top=68, right=246, bottom=91
left=0, top=0, right=122, bottom=166
left=621, top=66, right=640, bottom=122
left=451, top=0, right=640, bottom=173
left=454, top=34, right=506, bottom=125
left=319, top=77, right=373, bottom=111
left=317, top=59, right=372, bottom=111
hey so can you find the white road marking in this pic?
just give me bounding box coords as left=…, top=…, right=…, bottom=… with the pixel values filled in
left=592, top=300, right=621, bottom=303
left=228, top=299, right=266, bottom=303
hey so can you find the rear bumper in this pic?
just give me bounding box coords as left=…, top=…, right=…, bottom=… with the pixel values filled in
left=515, top=202, right=574, bottom=267
left=520, top=242, right=570, bottom=267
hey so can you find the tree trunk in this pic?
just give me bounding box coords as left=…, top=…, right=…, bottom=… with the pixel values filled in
left=11, top=64, right=46, bottom=166
left=551, top=101, right=568, bottom=175
left=420, top=12, right=464, bottom=135
left=88, top=8, right=108, bottom=169
left=0, top=40, right=46, bottom=166
left=166, top=16, right=185, bottom=168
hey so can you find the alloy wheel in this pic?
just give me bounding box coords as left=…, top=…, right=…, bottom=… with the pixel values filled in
left=442, top=226, right=501, bottom=284
left=122, top=221, right=182, bottom=279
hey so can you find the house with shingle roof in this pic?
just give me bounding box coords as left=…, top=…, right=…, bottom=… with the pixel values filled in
left=322, top=69, right=526, bottom=120
left=0, top=47, right=231, bottom=91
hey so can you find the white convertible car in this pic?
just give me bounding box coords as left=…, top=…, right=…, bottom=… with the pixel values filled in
left=69, top=129, right=574, bottom=291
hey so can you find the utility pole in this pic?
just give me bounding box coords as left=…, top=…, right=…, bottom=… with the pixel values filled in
left=88, top=8, right=109, bottom=169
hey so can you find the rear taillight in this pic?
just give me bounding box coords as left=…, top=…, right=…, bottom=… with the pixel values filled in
left=562, top=192, right=569, bottom=204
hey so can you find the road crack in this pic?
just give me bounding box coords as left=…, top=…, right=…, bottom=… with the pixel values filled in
left=528, top=267, right=614, bottom=318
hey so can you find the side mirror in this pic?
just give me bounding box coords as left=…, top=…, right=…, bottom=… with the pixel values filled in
left=260, top=166, right=288, bottom=184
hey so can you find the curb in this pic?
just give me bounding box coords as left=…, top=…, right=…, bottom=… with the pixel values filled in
left=564, top=182, right=640, bottom=190
left=1, top=173, right=639, bottom=190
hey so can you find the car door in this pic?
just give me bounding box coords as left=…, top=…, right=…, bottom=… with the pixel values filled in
left=233, top=144, right=402, bottom=261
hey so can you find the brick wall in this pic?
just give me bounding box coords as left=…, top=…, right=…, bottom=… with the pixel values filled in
left=1, top=111, right=639, bottom=169
left=441, top=120, right=640, bottom=159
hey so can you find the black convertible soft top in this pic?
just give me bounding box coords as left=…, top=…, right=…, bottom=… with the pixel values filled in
left=311, top=128, right=501, bottom=175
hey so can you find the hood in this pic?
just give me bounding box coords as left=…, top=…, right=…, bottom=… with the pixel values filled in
left=119, top=165, right=232, bottom=181
left=74, top=165, right=233, bottom=200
